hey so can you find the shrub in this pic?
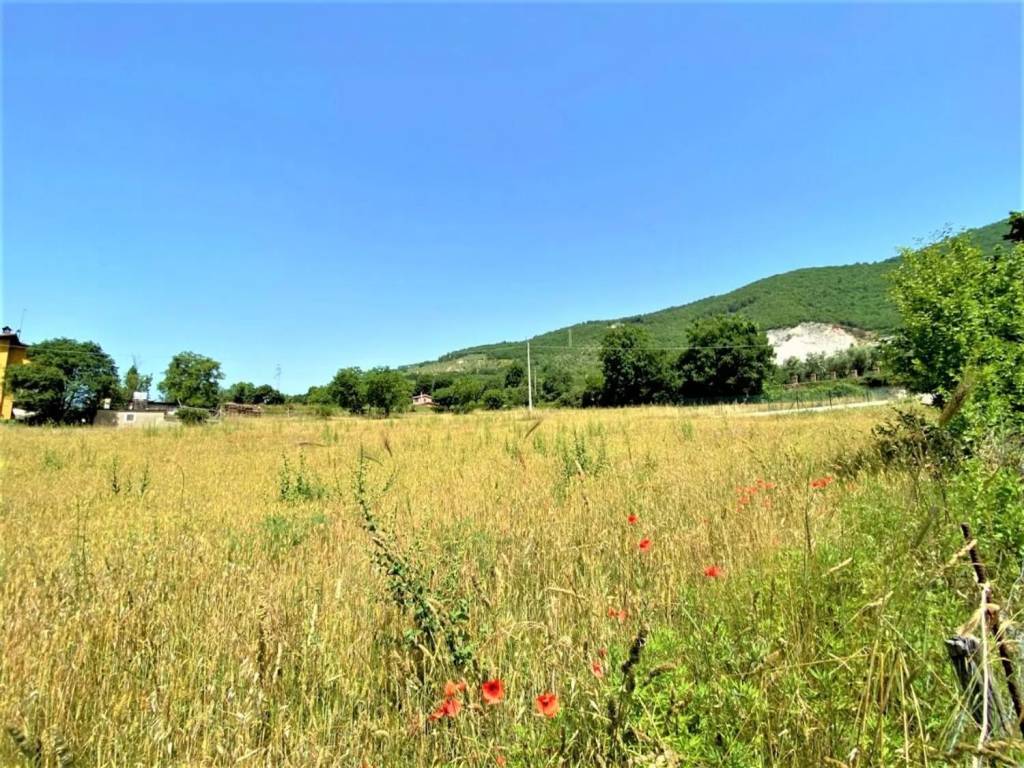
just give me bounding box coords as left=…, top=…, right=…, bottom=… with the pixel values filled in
left=175, top=406, right=210, bottom=425
left=837, top=408, right=962, bottom=477
left=481, top=389, right=506, bottom=410
left=311, top=403, right=337, bottom=420
left=278, top=453, right=329, bottom=502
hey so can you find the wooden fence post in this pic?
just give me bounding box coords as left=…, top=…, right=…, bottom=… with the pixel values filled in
left=959, top=523, right=1024, bottom=738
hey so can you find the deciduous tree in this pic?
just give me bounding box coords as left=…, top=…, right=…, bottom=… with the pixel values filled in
left=889, top=228, right=1024, bottom=430
left=327, top=367, right=367, bottom=413
left=599, top=325, right=667, bottom=406
left=9, top=338, right=118, bottom=422
left=365, top=367, right=411, bottom=417
left=675, top=315, right=774, bottom=400
left=159, top=351, right=223, bottom=407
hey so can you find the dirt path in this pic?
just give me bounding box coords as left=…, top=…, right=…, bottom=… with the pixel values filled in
left=744, top=399, right=898, bottom=417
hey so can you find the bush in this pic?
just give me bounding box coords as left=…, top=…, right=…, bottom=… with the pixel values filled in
left=311, top=403, right=337, bottom=420
left=837, top=408, right=962, bottom=477
left=175, top=406, right=210, bottom=425
left=278, top=453, right=329, bottom=502
left=481, top=389, right=506, bottom=410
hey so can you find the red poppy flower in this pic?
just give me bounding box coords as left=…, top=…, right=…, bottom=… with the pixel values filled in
left=535, top=692, right=560, bottom=718
left=481, top=679, right=505, bottom=705
left=443, top=680, right=467, bottom=699
left=591, top=660, right=604, bottom=678
left=495, top=756, right=507, bottom=767
left=429, top=697, right=461, bottom=720
left=607, top=607, right=628, bottom=623
left=638, top=538, right=652, bottom=553
left=627, top=514, right=639, bottom=525
left=810, top=475, right=834, bottom=490
left=703, top=564, right=723, bottom=578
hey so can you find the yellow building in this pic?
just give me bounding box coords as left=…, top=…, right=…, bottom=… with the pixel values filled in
left=0, top=327, right=29, bottom=420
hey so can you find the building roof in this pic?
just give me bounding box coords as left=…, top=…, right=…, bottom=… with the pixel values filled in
left=0, top=327, right=27, bottom=348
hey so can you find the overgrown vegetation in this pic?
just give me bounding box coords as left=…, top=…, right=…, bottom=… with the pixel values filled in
left=2, top=217, right=1021, bottom=765
left=3, top=405, right=1021, bottom=766
left=407, top=218, right=1010, bottom=376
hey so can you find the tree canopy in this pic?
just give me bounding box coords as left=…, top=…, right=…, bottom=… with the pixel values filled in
left=365, top=367, right=412, bottom=417
left=598, top=325, right=668, bottom=406
left=1003, top=210, right=1024, bottom=244
left=159, top=352, right=224, bottom=407
left=327, top=367, right=367, bottom=413
left=9, top=338, right=118, bottom=422
left=223, top=381, right=284, bottom=405
left=675, top=315, right=774, bottom=399
left=888, top=227, right=1024, bottom=431
left=121, top=364, right=153, bottom=404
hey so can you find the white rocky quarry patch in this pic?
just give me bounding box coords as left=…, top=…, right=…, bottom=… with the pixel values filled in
left=766, top=322, right=864, bottom=363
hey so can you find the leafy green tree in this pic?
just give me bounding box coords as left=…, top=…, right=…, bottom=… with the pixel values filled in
left=481, top=389, right=506, bottom=410
left=225, top=381, right=256, bottom=404
left=364, top=367, right=412, bottom=417
left=675, top=315, right=774, bottom=399
left=599, top=325, right=667, bottom=406
left=540, top=365, right=573, bottom=403
left=159, top=351, right=223, bottom=407
left=778, top=357, right=802, bottom=383
left=1004, top=211, right=1024, bottom=243
left=453, top=377, right=487, bottom=412
left=121, top=364, right=153, bottom=404
left=889, top=230, right=1024, bottom=429
left=304, top=385, right=332, bottom=405
left=252, top=384, right=285, bottom=405
left=504, top=361, right=526, bottom=389
left=8, top=338, right=119, bottom=422
left=327, top=367, right=367, bottom=414
left=580, top=372, right=605, bottom=408
left=802, top=353, right=829, bottom=382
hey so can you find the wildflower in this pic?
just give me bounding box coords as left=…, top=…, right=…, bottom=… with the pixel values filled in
left=495, top=755, right=507, bottom=767
left=627, top=513, right=639, bottom=525
left=443, top=679, right=467, bottom=699
left=535, top=692, right=560, bottom=718
left=481, top=678, right=505, bottom=705
left=810, top=475, right=834, bottom=489
left=607, top=607, right=627, bottom=623
left=703, top=564, right=723, bottom=578
left=638, top=538, right=652, bottom=553
left=429, top=697, right=461, bottom=720
left=591, top=660, right=604, bottom=678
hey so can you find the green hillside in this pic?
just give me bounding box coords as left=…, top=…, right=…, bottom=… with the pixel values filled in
left=409, top=218, right=1010, bottom=374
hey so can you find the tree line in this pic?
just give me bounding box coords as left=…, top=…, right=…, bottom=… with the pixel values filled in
left=6, top=346, right=283, bottom=423
left=8, top=213, right=1021, bottom=424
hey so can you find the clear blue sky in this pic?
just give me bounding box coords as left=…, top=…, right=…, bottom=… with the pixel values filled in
left=2, top=2, right=1020, bottom=394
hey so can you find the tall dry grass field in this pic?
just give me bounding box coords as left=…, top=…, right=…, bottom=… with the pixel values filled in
left=0, top=408, right=987, bottom=766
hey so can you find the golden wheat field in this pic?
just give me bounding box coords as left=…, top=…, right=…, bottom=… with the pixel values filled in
left=0, top=406, right=968, bottom=767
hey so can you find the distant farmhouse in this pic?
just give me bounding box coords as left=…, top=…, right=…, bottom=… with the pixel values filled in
left=0, top=326, right=29, bottom=420
left=412, top=392, right=435, bottom=407
left=94, top=392, right=179, bottom=428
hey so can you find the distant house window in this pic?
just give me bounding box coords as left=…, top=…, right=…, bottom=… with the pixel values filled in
left=125, top=414, right=135, bottom=422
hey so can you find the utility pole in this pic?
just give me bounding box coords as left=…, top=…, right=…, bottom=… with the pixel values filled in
left=526, top=341, right=533, bottom=412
